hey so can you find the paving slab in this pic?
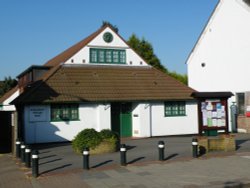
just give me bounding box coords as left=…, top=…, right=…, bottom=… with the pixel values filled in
left=2, top=133, right=250, bottom=187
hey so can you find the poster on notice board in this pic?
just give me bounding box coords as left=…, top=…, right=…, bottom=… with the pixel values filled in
left=201, top=99, right=226, bottom=127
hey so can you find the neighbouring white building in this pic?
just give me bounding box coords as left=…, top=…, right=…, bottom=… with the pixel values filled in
left=1, top=25, right=199, bottom=144
left=187, top=0, right=250, bottom=132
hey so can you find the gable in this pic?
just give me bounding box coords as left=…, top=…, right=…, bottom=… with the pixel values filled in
left=64, top=27, right=149, bottom=66
left=187, top=0, right=250, bottom=91
left=187, top=0, right=250, bottom=66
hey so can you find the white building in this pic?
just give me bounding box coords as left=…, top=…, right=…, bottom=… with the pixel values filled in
left=187, top=0, right=250, bottom=132
left=2, top=25, right=198, bottom=144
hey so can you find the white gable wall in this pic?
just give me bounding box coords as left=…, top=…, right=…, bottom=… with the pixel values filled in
left=188, top=0, right=250, bottom=93
left=64, top=27, right=149, bottom=66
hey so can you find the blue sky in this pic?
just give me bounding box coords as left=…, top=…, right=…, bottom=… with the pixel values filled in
left=0, top=0, right=218, bottom=80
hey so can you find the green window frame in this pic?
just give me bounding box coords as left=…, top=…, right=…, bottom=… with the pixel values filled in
left=165, top=101, right=186, bottom=117
left=90, top=48, right=126, bottom=64
left=51, top=104, right=79, bottom=121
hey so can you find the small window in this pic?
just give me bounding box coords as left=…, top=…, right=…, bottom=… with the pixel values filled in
left=165, top=101, right=186, bottom=117
left=236, top=93, right=245, bottom=115
left=51, top=104, right=79, bottom=121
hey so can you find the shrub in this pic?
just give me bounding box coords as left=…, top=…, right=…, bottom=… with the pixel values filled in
left=72, top=128, right=102, bottom=154
left=99, top=129, right=120, bottom=153
left=72, top=128, right=120, bottom=154
left=100, top=129, right=119, bottom=140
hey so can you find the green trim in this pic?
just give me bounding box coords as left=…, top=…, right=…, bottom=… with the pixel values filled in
left=51, top=104, right=79, bottom=122
left=90, top=48, right=126, bottom=64
left=164, top=101, right=186, bottom=117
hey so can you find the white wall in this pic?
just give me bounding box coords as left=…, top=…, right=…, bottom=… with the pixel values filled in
left=151, top=101, right=198, bottom=136
left=132, top=101, right=198, bottom=137
left=24, top=103, right=111, bottom=144
left=188, top=0, right=250, bottom=93
left=132, top=103, right=151, bottom=137
left=64, top=27, right=149, bottom=66
left=24, top=101, right=198, bottom=143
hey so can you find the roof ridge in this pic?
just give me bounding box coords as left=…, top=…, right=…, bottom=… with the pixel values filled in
left=44, top=25, right=109, bottom=67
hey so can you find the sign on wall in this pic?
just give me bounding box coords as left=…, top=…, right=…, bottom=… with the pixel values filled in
left=29, top=106, right=47, bottom=122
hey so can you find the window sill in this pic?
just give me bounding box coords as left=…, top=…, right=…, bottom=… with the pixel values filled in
left=89, top=62, right=126, bottom=65
left=164, top=115, right=187, bottom=117
left=51, top=119, right=80, bottom=122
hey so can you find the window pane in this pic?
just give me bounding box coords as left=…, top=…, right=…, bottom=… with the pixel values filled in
left=165, top=101, right=186, bottom=116
left=90, top=49, right=97, bottom=63
left=99, top=50, right=105, bottom=63
left=113, top=51, right=119, bottom=63
left=51, top=104, right=79, bottom=121
left=106, top=50, right=112, bottom=63
left=120, top=51, right=126, bottom=63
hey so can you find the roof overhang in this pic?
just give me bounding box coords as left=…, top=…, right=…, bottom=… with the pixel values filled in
left=191, top=92, right=234, bottom=99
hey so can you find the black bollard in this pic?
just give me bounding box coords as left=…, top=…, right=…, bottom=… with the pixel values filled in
left=158, top=141, right=165, bottom=161
left=192, top=138, right=198, bottom=158
left=20, top=142, right=26, bottom=163
left=15, top=139, right=21, bottom=158
left=120, top=144, right=127, bottom=166
left=25, top=146, right=31, bottom=168
left=32, top=150, right=39, bottom=178
left=83, top=147, right=90, bottom=170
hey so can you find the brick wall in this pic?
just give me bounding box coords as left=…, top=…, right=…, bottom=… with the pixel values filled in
left=237, top=115, right=250, bottom=132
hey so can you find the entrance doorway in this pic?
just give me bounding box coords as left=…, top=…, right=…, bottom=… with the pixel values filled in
left=111, top=103, right=132, bottom=137
left=0, top=111, right=12, bottom=153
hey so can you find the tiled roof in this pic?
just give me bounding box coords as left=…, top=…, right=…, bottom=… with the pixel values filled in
left=44, top=26, right=108, bottom=67
left=0, top=26, right=109, bottom=104
left=13, top=65, right=195, bottom=104
left=0, top=85, right=18, bottom=104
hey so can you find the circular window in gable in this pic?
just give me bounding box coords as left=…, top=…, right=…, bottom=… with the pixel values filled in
left=103, top=32, right=113, bottom=43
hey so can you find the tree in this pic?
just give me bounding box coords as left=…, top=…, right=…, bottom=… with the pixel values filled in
left=168, top=71, right=188, bottom=85
left=127, top=34, right=188, bottom=85
left=127, top=34, right=168, bottom=73
left=0, top=76, right=17, bottom=97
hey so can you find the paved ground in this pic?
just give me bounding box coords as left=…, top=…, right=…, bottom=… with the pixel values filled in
left=1, top=133, right=250, bottom=187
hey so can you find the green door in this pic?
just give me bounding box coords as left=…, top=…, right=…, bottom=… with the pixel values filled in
left=120, top=103, right=132, bottom=137
left=111, top=103, right=132, bottom=137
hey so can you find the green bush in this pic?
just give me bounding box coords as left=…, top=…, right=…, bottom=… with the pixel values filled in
left=72, top=128, right=120, bottom=154
left=100, top=129, right=119, bottom=140
left=72, top=128, right=102, bottom=154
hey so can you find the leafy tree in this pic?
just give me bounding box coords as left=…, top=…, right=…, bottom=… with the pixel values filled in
left=0, top=76, right=17, bottom=97
left=168, top=71, right=188, bottom=85
left=102, top=21, right=119, bottom=33
left=99, top=22, right=188, bottom=85
left=128, top=34, right=168, bottom=73
left=127, top=34, right=188, bottom=85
